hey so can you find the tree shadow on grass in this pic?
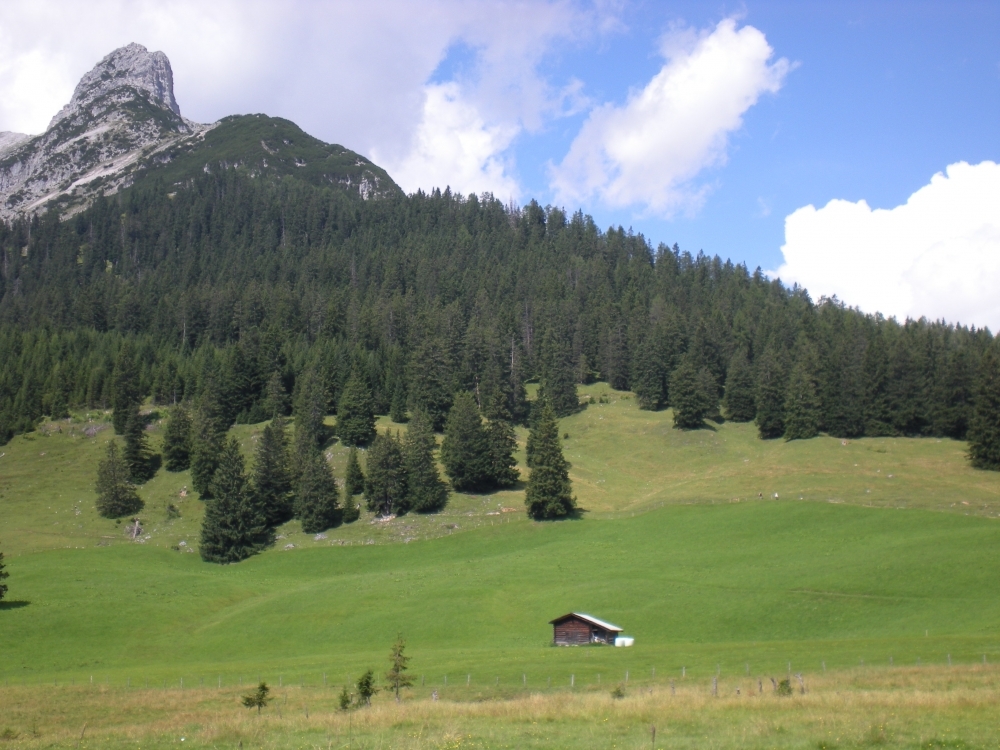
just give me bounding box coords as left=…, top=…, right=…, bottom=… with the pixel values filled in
left=0, top=600, right=30, bottom=610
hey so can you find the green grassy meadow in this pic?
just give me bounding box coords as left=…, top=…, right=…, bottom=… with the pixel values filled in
left=2, top=383, right=1000, bottom=747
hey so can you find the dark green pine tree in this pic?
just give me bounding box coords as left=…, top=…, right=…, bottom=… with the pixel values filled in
left=406, top=336, right=453, bottom=431
left=968, top=346, right=1000, bottom=470
left=722, top=350, right=756, bottom=422
left=390, top=381, right=408, bottom=423
left=0, top=545, right=8, bottom=601
left=111, top=341, right=142, bottom=434
left=440, top=392, right=492, bottom=492
left=190, top=405, right=225, bottom=498
left=252, top=419, right=294, bottom=527
left=295, top=449, right=341, bottom=533
left=863, top=329, right=894, bottom=436
left=364, top=430, right=407, bottom=516
left=344, top=446, right=366, bottom=496
left=122, top=403, right=153, bottom=483
left=484, top=393, right=519, bottom=488
left=264, top=371, right=289, bottom=419
left=669, top=359, right=709, bottom=429
left=755, top=345, right=787, bottom=439
left=783, top=343, right=822, bottom=441
left=199, top=437, right=272, bottom=563
left=162, top=406, right=192, bottom=471
left=95, top=441, right=144, bottom=518
left=294, top=367, right=329, bottom=453
left=524, top=401, right=576, bottom=520
left=539, top=332, right=579, bottom=418
left=631, top=334, right=666, bottom=411
left=337, top=371, right=377, bottom=447
left=403, top=409, right=448, bottom=513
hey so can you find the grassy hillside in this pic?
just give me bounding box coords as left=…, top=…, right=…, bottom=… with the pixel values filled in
left=2, top=384, right=1000, bottom=747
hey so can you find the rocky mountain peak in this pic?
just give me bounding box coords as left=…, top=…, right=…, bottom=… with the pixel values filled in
left=48, top=43, right=181, bottom=130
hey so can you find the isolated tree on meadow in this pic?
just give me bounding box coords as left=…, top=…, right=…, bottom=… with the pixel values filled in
left=295, top=448, right=341, bottom=533
left=356, top=669, right=379, bottom=707
left=122, top=402, right=153, bottom=483
left=190, top=402, right=226, bottom=499
left=365, top=430, right=407, bottom=516
left=95, top=441, right=144, bottom=518
left=484, top=403, right=520, bottom=488
left=440, top=392, right=492, bottom=492
left=669, top=359, right=712, bottom=429
left=385, top=634, right=414, bottom=702
left=337, top=371, right=377, bottom=447
left=0, top=545, right=9, bottom=601
left=524, top=401, right=576, bottom=520
left=241, top=681, right=273, bottom=714
left=403, top=409, right=448, bottom=513
left=200, top=438, right=272, bottom=563
left=968, top=346, right=1000, bottom=470
left=162, top=406, right=192, bottom=471
left=252, top=419, right=294, bottom=527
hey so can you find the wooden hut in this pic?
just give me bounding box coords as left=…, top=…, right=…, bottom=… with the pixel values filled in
left=549, top=612, right=623, bottom=645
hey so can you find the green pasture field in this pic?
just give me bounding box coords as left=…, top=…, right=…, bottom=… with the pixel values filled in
left=2, top=383, right=1000, bottom=747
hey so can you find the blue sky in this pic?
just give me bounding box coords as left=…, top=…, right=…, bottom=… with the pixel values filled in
left=0, top=1, right=997, bottom=326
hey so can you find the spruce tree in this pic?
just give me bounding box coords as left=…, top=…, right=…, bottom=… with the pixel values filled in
left=337, top=371, right=377, bottom=447
left=524, top=401, right=576, bottom=520
left=162, top=406, right=192, bottom=471
left=669, top=359, right=708, bottom=429
left=252, top=419, right=294, bottom=527
left=539, top=332, right=579, bottom=418
left=722, top=350, right=756, bottom=422
left=199, top=437, right=272, bottom=563
left=95, top=441, right=143, bottom=518
left=390, top=381, right=408, bottom=423
left=295, top=448, right=341, bottom=533
left=364, top=430, right=407, bottom=516
left=632, top=335, right=666, bottom=411
left=0, top=546, right=7, bottom=601
left=755, top=345, right=787, bottom=439
left=403, top=409, right=448, bottom=513
left=484, top=394, right=519, bottom=488
left=344, top=446, right=366, bottom=496
left=294, top=367, right=328, bottom=452
left=406, top=336, right=453, bottom=431
left=968, top=347, right=1000, bottom=470
left=190, top=406, right=225, bottom=498
left=440, top=392, right=492, bottom=492
left=264, top=371, right=289, bottom=419
left=784, top=340, right=821, bottom=441
left=111, top=341, right=141, bottom=434
left=122, top=402, right=152, bottom=483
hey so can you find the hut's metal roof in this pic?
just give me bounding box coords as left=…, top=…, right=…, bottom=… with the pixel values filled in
left=549, top=612, right=623, bottom=632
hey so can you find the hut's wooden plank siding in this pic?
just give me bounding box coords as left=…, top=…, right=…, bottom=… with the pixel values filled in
left=554, top=619, right=591, bottom=645
left=550, top=613, right=622, bottom=645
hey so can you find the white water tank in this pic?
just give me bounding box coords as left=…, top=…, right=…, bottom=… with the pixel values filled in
left=614, top=636, right=634, bottom=647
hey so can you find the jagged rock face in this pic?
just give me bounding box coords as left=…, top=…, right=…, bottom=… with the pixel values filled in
left=0, top=43, right=208, bottom=220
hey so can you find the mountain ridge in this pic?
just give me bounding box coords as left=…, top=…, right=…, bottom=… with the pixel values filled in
left=0, top=43, right=400, bottom=220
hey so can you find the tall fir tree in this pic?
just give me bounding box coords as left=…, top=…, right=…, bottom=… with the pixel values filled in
left=402, top=409, right=448, bottom=513
left=295, top=448, right=341, bottom=533
left=406, top=335, right=453, bottom=431
left=632, top=334, right=666, bottom=411
left=122, top=402, right=153, bottom=483
left=95, top=441, right=143, bottom=518
left=190, top=405, right=225, bottom=498
left=162, top=406, right=192, bottom=471
left=364, top=430, right=407, bottom=516
left=337, top=371, right=377, bottom=447
left=863, top=329, right=894, bottom=436
left=484, top=405, right=519, bottom=488
left=111, top=341, right=141, bottom=434
left=440, top=392, right=492, bottom=492
left=524, top=401, right=575, bottom=519
left=539, top=331, right=579, bottom=418
left=390, top=381, right=408, bottom=423
left=785, top=356, right=821, bottom=440
left=252, top=419, right=294, bottom=527
left=722, top=350, right=756, bottom=422
left=755, top=345, right=787, bottom=439
left=0, top=545, right=7, bottom=601
left=344, top=446, right=366, bottom=496
left=669, top=359, right=710, bottom=429
left=200, top=437, right=272, bottom=563
left=967, top=346, right=1000, bottom=470
left=294, top=367, right=328, bottom=453
left=264, top=371, right=289, bottom=419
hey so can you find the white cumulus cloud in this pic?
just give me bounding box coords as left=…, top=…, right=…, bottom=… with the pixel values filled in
left=773, top=161, right=1000, bottom=331
left=376, top=82, right=521, bottom=199
left=550, top=17, right=790, bottom=216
